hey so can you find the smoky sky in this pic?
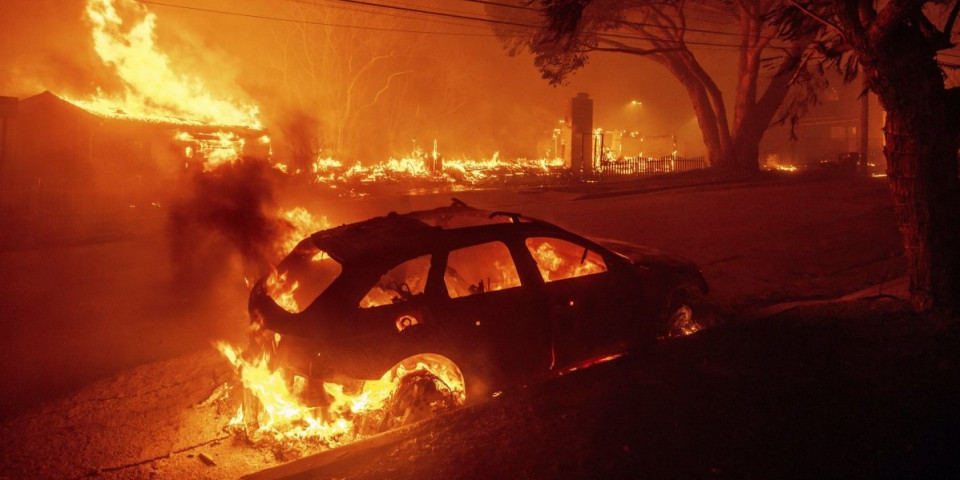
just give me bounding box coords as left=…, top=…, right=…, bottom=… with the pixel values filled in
left=0, top=0, right=742, bottom=162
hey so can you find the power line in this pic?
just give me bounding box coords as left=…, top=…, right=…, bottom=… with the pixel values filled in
left=331, top=0, right=757, bottom=48
left=463, top=0, right=531, bottom=11
left=333, top=0, right=536, bottom=29
left=137, top=0, right=766, bottom=50
left=285, top=0, right=494, bottom=33
left=134, top=0, right=510, bottom=36
left=461, top=0, right=782, bottom=42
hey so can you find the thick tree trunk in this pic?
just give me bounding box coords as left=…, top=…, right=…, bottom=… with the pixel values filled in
left=882, top=112, right=960, bottom=313
left=866, top=33, right=960, bottom=314
left=660, top=56, right=730, bottom=169
left=730, top=135, right=762, bottom=172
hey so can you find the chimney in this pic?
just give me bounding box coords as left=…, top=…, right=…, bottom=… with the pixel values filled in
left=567, top=92, right=593, bottom=177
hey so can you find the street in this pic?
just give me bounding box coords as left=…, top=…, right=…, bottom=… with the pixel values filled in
left=0, top=172, right=932, bottom=479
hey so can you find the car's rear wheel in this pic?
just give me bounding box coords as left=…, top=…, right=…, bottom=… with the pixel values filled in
left=378, top=369, right=460, bottom=431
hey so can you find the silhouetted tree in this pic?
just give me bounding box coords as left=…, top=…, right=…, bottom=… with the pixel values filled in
left=774, top=0, right=960, bottom=314
left=490, top=0, right=814, bottom=171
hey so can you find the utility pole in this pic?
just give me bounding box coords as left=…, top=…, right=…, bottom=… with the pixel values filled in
left=860, top=79, right=869, bottom=174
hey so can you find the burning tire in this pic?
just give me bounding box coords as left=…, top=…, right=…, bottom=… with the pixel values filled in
left=661, top=282, right=709, bottom=339
left=377, top=369, right=460, bottom=432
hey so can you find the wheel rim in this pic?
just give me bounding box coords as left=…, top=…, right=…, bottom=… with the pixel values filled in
left=666, top=303, right=701, bottom=338
left=379, top=371, right=458, bottom=430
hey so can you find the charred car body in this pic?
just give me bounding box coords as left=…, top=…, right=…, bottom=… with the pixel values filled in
left=249, top=200, right=708, bottom=411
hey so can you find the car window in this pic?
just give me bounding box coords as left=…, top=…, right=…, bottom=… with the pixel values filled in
left=525, top=237, right=607, bottom=282
left=444, top=241, right=522, bottom=298
left=267, top=240, right=342, bottom=313
left=360, top=254, right=432, bottom=308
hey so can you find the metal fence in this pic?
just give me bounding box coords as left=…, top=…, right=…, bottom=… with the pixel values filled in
left=597, top=155, right=707, bottom=179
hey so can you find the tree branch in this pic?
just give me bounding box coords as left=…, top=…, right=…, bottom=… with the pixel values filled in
left=871, top=0, right=925, bottom=41
left=944, top=0, right=960, bottom=41
left=788, top=0, right=848, bottom=42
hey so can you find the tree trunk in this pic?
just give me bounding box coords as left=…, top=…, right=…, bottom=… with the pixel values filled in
left=660, top=56, right=729, bottom=169
left=881, top=110, right=960, bottom=314
left=730, top=134, right=762, bottom=172
left=866, top=33, right=960, bottom=314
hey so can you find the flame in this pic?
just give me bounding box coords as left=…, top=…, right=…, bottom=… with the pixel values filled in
left=68, top=0, right=261, bottom=128
left=174, top=130, right=250, bottom=171
left=217, top=341, right=465, bottom=454
left=264, top=270, right=301, bottom=313
left=278, top=207, right=330, bottom=256
left=529, top=239, right=606, bottom=282
left=309, top=143, right=565, bottom=187
left=263, top=210, right=334, bottom=314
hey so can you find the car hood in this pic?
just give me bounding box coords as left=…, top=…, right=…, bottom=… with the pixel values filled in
left=591, top=237, right=701, bottom=273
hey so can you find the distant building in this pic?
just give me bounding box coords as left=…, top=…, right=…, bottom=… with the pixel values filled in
left=760, top=82, right=884, bottom=170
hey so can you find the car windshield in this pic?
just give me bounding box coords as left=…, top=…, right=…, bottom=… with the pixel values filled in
left=266, top=238, right=342, bottom=313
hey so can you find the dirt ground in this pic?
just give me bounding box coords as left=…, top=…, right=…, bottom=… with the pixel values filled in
left=3, top=171, right=944, bottom=479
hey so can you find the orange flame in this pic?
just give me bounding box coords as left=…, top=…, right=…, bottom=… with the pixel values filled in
left=217, top=341, right=465, bottom=454
left=69, top=0, right=261, bottom=128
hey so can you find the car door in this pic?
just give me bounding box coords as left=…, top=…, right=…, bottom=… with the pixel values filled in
left=430, top=239, right=552, bottom=388
left=523, top=236, right=637, bottom=367
left=351, top=254, right=440, bottom=377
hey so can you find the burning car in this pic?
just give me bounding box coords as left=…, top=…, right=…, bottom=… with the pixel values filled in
left=246, top=199, right=708, bottom=430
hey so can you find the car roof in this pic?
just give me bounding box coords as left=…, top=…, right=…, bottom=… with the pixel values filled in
left=309, top=200, right=562, bottom=266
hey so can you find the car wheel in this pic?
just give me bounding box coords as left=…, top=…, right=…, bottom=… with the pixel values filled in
left=661, top=283, right=708, bottom=339
left=378, top=370, right=460, bottom=431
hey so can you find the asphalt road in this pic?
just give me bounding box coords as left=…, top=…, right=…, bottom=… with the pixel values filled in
left=0, top=173, right=901, bottom=419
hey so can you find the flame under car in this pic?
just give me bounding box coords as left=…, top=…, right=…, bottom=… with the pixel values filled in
left=248, top=201, right=708, bottom=419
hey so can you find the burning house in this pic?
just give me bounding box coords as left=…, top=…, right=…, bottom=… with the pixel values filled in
left=0, top=90, right=268, bottom=221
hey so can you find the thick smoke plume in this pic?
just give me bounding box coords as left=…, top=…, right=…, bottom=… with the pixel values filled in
left=166, top=158, right=293, bottom=296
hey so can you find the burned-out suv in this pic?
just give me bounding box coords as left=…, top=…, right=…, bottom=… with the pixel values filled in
left=249, top=200, right=708, bottom=406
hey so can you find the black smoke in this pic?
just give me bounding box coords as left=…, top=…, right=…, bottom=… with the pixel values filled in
left=166, top=157, right=293, bottom=298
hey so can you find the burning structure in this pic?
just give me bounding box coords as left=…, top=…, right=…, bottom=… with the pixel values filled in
left=0, top=91, right=267, bottom=216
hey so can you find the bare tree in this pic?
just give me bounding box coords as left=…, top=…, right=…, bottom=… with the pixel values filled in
left=772, top=0, right=960, bottom=314
left=261, top=3, right=428, bottom=165
left=490, top=0, right=812, bottom=170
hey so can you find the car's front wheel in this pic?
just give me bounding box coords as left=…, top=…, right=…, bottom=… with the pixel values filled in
left=661, top=283, right=709, bottom=339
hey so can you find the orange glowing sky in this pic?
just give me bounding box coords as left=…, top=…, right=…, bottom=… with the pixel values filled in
left=0, top=0, right=746, bottom=162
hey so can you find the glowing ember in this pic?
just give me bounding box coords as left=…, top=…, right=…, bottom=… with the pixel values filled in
left=666, top=305, right=702, bottom=338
